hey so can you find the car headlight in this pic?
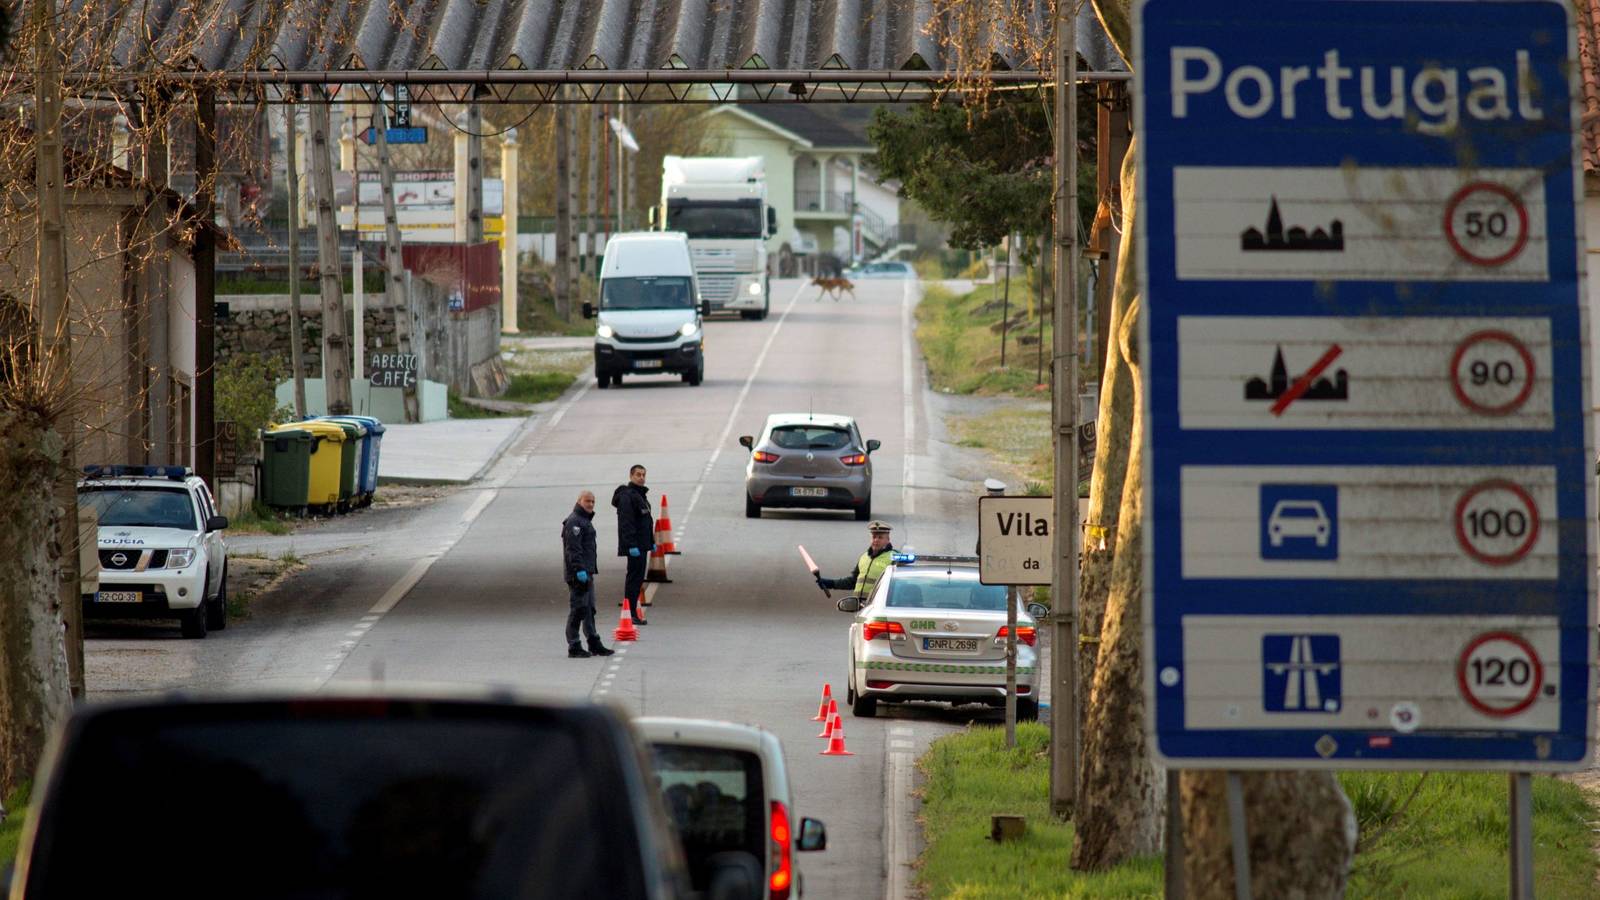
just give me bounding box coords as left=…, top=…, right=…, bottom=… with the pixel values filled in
left=748, top=282, right=763, bottom=295
left=166, top=548, right=196, bottom=569
left=679, top=322, right=698, bottom=337
left=597, top=324, right=615, bottom=339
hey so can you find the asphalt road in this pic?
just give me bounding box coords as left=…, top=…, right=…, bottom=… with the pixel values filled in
left=87, top=275, right=1001, bottom=899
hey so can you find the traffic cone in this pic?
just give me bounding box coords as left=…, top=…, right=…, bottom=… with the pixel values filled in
left=613, top=595, right=640, bottom=642
left=820, top=716, right=854, bottom=756
left=816, top=699, right=839, bottom=737
left=647, top=494, right=676, bottom=583
left=811, top=684, right=834, bottom=721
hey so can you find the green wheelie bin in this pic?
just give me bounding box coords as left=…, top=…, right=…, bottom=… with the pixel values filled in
left=258, top=425, right=317, bottom=510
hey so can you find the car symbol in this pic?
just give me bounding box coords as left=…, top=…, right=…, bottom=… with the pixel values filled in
left=1267, top=500, right=1331, bottom=547
left=942, top=621, right=959, bottom=631
left=110, top=552, right=127, bottom=567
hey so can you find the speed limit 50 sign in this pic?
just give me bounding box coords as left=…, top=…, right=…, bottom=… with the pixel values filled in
left=1140, top=0, right=1595, bottom=770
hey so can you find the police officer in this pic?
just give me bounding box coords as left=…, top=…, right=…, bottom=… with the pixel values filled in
left=611, top=464, right=653, bottom=625
left=817, top=521, right=896, bottom=598
left=562, top=490, right=613, bottom=658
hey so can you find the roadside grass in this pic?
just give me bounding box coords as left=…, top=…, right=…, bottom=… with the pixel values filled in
left=502, top=371, right=577, bottom=404
left=0, top=781, right=31, bottom=870
left=917, top=726, right=1600, bottom=899
left=224, top=552, right=304, bottom=619
left=916, top=282, right=1053, bottom=397
left=950, top=405, right=1053, bottom=492
left=447, top=391, right=513, bottom=419
left=225, top=502, right=294, bottom=535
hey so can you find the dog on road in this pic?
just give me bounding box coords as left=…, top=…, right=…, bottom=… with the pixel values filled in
left=811, top=276, right=856, bottom=302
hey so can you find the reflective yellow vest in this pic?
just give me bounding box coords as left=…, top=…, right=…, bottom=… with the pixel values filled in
left=853, top=548, right=894, bottom=599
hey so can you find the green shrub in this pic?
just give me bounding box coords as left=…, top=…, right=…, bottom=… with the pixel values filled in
left=216, top=353, right=294, bottom=451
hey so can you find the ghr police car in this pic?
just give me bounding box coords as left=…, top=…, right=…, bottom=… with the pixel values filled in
left=78, top=466, right=230, bottom=638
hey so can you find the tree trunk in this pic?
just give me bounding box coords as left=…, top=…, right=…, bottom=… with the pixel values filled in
left=554, top=95, right=572, bottom=320
left=0, top=413, right=72, bottom=794
left=310, top=96, right=351, bottom=416
left=1182, top=771, right=1356, bottom=899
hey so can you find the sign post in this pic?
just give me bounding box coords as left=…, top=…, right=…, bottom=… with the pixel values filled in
left=1138, top=0, right=1591, bottom=889
left=981, top=495, right=1054, bottom=747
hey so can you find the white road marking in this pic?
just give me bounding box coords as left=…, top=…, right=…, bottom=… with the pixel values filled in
left=889, top=739, right=914, bottom=750
left=901, top=279, right=916, bottom=520
left=890, top=725, right=914, bottom=736
left=367, top=553, right=441, bottom=616
left=886, top=748, right=915, bottom=900
left=679, top=281, right=808, bottom=533
left=459, top=489, right=495, bottom=526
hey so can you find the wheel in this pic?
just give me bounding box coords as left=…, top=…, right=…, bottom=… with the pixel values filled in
left=597, top=372, right=611, bottom=389
left=180, top=602, right=208, bottom=639
left=204, top=567, right=228, bottom=631
left=851, top=683, right=877, bottom=718
left=613, top=372, right=624, bottom=386
left=1018, top=698, right=1039, bottom=722
left=745, top=495, right=761, bottom=518
left=687, top=364, right=704, bottom=386
left=740, top=309, right=760, bottom=320
left=854, top=499, right=872, bottom=522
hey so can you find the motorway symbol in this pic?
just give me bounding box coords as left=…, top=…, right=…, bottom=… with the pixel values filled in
left=1263, top=634, right=1341, bottom=713
left=1241, top=196, right=1344, bottom=251
left=1260, top=484, right=1338, bottom=560
left=1443, top=181, right=1530, bottom=267
left=1244, top=345, right=1349, bottom=408
left=1450, top=330, right=1536, bottom=416
left=1457, top=631, right=1543, bottom=717
left=1453, top=479, right=1540, bottom=566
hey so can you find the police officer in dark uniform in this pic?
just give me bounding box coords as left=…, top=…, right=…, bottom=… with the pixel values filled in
left=611, top=464, right=653, bottom=625
left=562, top=490, right=613, bottom=658
left=817, top=520, right=896, bottom=599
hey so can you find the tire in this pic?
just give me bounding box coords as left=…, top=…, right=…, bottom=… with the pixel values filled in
left=745, top=495, right=761, bottom=519
left=1018, top=698, right=1040, bottom=722
left=740, top=309, right=760, bottom=320
left=613, top=372, right=624, bottom=386
left=597, top=372, right=611, bottom=389
left=180, top=602, right=208, bottom=639
left=204, top=568, right=228, bottom=631
left=688, top=364, right=704, bottom=386
left=854, top=499, right=872, bottom=522
left=851, top=686, right=877, bottom=718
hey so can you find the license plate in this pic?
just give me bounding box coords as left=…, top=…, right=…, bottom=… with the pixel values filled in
left=96, top=590, right=142, bottom=604
left=923, top=637, right=979, bottom=652
left=633, top=359, right=663, bottom=369
left=790, top=486, right=828, bottom=498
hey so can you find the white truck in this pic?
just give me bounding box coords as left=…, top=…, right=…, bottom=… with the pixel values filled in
left=656, top=156, right=777, bottom=320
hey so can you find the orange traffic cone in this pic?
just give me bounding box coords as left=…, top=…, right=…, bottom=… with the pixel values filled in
left=647, top=494, right=676, bottom=583
left=613, top=595, right=640, bottom=642
left=816, top=699, right=839, bottom=737
left=811, top=684, right=834, bottom=721
left=820, top=716, right=854, bottom=756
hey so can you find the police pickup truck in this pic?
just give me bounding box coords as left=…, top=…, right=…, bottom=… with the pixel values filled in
left=77, top=465, right=229, bottom=638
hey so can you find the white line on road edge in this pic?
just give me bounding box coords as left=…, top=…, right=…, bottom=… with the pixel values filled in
left=901, top=279, right=916, bottom=520
left=677, top=281, right=808, bottom=533
left=368, top=553, right=442, bottom=616
left=885, top=748, right=915, bottom=900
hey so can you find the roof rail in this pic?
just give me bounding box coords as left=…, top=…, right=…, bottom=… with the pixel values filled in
left=81, top=465, right=192, bottom=481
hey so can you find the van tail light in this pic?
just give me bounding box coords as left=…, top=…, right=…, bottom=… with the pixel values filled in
left=752, top=450, right=781, bottom=463
left=770, top=800, right=793, bottom=900
left=841, top=453, right=868, bottom=466
left=863, top=620, right=906, bottom=641
left=995, top=626, right=1037, bottom=647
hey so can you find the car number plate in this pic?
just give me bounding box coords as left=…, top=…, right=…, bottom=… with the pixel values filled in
left=96, top=590, right=142, bottom=603
left=790, top=486, right=828, bottom=497
left=633, top=359, right=663, bottom=369
left=924, top=637, right=979, bottom=652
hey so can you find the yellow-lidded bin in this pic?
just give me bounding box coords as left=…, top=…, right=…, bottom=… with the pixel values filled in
left=298, top=421, right=350, bottom=509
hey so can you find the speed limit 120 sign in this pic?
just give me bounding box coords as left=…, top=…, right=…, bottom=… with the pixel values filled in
left=1140, top=0, right=1594, bottom=770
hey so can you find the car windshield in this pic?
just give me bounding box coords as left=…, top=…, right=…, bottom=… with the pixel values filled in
left=666, top=199, right=763, bottom=239
left=769, top=426, right=851, bottom=451
left=650, top=744, right=765, bottom=892
left=601, top=275, right=694, bottom=311
left=26, top=708, right=648, bottom=899
left=887, top=573, right=1009, bottom=611
left=79, top=487, right=197, bottom=530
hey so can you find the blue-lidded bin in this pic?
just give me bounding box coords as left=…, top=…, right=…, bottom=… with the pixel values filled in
left=320, top=415, right=385, bottom=506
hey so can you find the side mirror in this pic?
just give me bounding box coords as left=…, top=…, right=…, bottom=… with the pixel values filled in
left=738, top=435, right=753, bottom=449
left=582, top=302, right=595, bottom=319
left=836, top=596, right=861, bottom=613
left=766, top=207, right=777, bottom=238
left=796, top=817, right=827, bottom=852
left=866, top=439, right=881, bottom=453
left=700, top=300, right=712, bottom=317
left=1026, top=601, right=1050, bottom=620
left=206, top=515, right=229, bottom=532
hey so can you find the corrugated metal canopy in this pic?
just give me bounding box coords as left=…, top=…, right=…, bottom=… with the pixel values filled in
left=39, top=0, right=1125, bottom=99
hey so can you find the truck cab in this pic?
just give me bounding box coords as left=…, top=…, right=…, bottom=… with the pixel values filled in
left=657, top=156, right=778, bottom=320
left=584, top=231, right=709, bottom=388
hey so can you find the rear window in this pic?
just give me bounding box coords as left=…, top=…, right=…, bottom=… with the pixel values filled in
left=769, top=426, right=851, bottom=450
left=79, top=487, right=197, bottom=531
left=650, top=744, right=765, bottom=891
left=888, top=573, right=1009, bottom=611
left=24, top=708, right=648, bottom=900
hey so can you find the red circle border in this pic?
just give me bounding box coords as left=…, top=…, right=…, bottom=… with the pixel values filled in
left=1443, top=181, right=1530, bottom=267
left=1452, top=479, right=1540, bottom=566
left=1456, top=631, right=1543, bottom=718
left=1448, top=330, right=1537, bottom=416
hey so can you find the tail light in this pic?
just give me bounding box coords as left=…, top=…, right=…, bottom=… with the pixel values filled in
left=863, top=620, right=907, bottom=641
left=752, top=450, right=781, bottom=463
left=995, top=626, right=1037, bottom=647
left=841, top=453, right=868, bottom=466
left=770, top=800, right=793, bottom=900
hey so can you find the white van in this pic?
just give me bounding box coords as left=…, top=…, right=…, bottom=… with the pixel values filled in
left=585, top=231, right=710, bottom=388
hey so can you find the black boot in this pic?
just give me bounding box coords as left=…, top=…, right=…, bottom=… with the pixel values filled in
left=588, top=642, right=615, bottom=657
left=568, top=646, right=592, bottom=658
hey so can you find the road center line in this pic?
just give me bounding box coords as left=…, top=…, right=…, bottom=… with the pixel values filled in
left=901, top=279, right=917, bottom=520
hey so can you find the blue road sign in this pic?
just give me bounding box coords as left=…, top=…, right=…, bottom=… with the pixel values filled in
left=359, top=126, right=428, bottom=146
left=1138, top=0, right=1594, bottom=769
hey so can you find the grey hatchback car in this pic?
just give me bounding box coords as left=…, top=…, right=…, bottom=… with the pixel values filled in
left=739, top=414, right=879, bottom=520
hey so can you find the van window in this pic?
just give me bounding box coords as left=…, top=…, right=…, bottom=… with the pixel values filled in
left=602, top=275, right=695, bottom=311
left=650, top=744, right=765, bottom=891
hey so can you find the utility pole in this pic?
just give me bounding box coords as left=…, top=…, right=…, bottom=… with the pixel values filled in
left=34, top=0, right=82, bottom=700
left=500, top=129, right=520, bottom=333
left=585, top=103, right=599, bottom=277
left=554, top=98, right=572, bottom=320
left=566, top=103, right=582, bottom=299
left=374, top=97, right=417, bottom=422
left=466, top=101, right=484, bottom=244
left=193, top=88, right=217, bottom=488
left=1050, top=0, right=1081, bottom=819
left=286, top=98, right=307, bottom=419
left=311, top=93, right=352, bottom=416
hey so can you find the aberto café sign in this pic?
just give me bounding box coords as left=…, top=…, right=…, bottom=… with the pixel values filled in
left=369, top=352, right=418, bottom=388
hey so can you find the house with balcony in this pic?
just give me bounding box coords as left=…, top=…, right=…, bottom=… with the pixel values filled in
left=702, top=100, right=907, bottom=276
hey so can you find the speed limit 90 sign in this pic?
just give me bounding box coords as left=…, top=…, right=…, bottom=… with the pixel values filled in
left=1450, top=330, right=1536, bottom=416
